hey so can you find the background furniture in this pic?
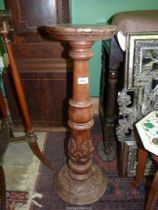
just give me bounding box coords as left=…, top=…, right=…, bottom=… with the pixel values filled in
left=3, top=0, right=72, bottom=129
left=71, top=1, right=158, bottom=96
left=132, top=111, right=158, bottom=210
left=0, top=1, right=158, bottom=98
left=0, top=23, right=52, bottom=210
left=101, top=10, right=158, bottom=177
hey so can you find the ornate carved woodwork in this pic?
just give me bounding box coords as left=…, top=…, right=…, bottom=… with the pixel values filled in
left=3, top=0, right=71, bottom=128
left=68, top=138, right=93, bottom=163
left=42, top=24, right=116, bottom=205
left=116, top=33, right=158, bottom=177
left=117, top=34, right=158, bottom=141
left=101, top=33, right=158, bottom=177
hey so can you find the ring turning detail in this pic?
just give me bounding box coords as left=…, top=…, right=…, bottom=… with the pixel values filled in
left=40, top=24, right=116, bottom=205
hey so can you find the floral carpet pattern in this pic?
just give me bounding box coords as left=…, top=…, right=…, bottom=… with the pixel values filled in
left=6, top=191, right=28, bottom=210
left=3, top=120, right=158, bottom=210
left=2, top=132, right=46, bottom=210
left=29, top=120, right=158, bottom=210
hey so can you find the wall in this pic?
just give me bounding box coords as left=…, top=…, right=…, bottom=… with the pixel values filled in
left=0, top=0, right=5, bottom=9
left=71, top=0, right=158, bottom=96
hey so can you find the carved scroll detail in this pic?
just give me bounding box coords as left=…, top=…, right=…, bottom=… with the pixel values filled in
left=68, top=138, right=93, bottom=163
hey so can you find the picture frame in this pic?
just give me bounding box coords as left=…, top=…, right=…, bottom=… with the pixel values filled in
left=125, top=32, right=158, bottom=113
left=116, top=32, right=158, bottom=176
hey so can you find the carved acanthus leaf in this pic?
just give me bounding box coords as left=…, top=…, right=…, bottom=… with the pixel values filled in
left=68, top=138, right=93, bottom=163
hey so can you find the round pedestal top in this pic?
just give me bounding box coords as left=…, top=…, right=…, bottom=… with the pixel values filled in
left=39, top=24, right=117, bottom=41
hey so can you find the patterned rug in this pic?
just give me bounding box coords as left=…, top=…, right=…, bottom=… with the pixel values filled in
left=6, top=191, right=28, bottom=210
left=3, top=132, right=46, bottom=210
left=29, top=121, right=158, bottom=210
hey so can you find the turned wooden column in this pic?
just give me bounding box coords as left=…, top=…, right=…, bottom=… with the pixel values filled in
left=41, top=24, right=116, bottom=205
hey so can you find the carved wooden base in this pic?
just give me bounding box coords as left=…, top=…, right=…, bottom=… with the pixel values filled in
left=55, top=164, right=107, bottom=205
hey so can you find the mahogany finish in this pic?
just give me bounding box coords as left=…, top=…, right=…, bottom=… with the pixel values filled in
left=42, top=24, right=117, bottom=205
left=4, top=66, right=72, bottom=128
left=4, top=0, right=71, bottom=128
left=0, top=166, right=5, bottom=210
left=132, top=148, right=158, bottom=210
left=1, top=26, right=52, bottom=168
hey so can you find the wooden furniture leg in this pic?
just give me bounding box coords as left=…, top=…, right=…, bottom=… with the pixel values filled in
left=99, top=37, right=123, bottom=161
left=0, top=23, right=53, bottom=208
left=145, top=170, right=158, bottom=210
left=132, top=111, right=158, bottom=210
left=132, top=147, right=149, bottom=188
left=41, top=24, right=116, bottom=205
left=0, top=166, right=5, bottom=210
left=104, top=37, right=123, bottom=127
left=0, top=88, right=8, bottom=122
left=0, top=88, right=10, bottom=210
left=0, top=23, right=52, bottom=169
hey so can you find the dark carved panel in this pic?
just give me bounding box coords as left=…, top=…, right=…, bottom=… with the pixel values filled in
left=3, top=0, right=71, bottom=129
left=5, top=0, right=70, bottom=33
left=3, top=61, right=72, bottom=128
left=12, top=42, right=66, bottom=59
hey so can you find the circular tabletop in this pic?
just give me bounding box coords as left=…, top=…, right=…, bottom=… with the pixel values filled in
left=39, top=24, right=117, bottom=41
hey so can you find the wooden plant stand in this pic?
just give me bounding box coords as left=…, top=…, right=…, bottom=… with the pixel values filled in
left=41, top=24, right=116, bottom=205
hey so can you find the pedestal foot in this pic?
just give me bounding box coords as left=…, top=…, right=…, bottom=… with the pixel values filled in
left=55, top=164, right=107, bottom=205
left=97, top=140, right=115, bottom=161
